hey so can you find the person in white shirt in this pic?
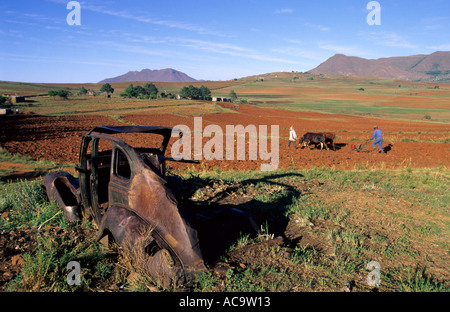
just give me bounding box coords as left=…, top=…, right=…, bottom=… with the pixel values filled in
left=288, top=126, right=298, bottom=148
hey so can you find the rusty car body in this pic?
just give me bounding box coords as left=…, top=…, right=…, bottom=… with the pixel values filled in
left=42, top=126, right=210, bottom=287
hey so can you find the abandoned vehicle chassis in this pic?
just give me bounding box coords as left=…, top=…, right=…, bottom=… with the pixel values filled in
left=41, top=126, right=210, bottom=287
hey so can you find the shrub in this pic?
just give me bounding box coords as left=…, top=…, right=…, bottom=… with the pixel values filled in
left=179, top=85, right=211, bottom=100
left=48, top=89, right=70, bottom=99
left=0, top=180, right=65, bottom=230
left=0, top=95, right=11, bottom=108
left=399, top=266, right=445, bottom=292
left=120, top=83, right=158, bottom=98
left=99, top=83, right=114, bottom=95
left=8, top=229, right=109, bottom=291
left=79, top=86, right=88, bottom=95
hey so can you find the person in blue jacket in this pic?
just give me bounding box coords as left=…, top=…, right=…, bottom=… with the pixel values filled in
left=371, top=125, right=383, bottom=153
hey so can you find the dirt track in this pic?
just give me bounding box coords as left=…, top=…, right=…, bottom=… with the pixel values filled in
left=0, top=104, right=449, bottom=171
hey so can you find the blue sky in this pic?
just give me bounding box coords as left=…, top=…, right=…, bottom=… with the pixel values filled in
left=0, top=0, right=449, bottom=83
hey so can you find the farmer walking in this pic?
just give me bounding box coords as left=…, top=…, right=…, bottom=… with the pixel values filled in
left=288, top=126, right=298, bottom=148
left=371, top=125, right=383, bottom=153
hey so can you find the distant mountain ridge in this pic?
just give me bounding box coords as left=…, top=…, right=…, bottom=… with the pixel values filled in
left=309, top=51, right=450, bottom=81
left=99, top=68, right=197, bottom=83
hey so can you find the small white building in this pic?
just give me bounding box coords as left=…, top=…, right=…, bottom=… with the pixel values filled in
left=0, top=108, right=13, bottom=115
left=212, top=97, right=229, bottom=102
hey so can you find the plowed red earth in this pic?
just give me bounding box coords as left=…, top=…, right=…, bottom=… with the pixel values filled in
left=0, top=104, right=449, bottom=171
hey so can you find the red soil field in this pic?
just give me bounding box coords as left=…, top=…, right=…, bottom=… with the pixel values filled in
left=0, top=104, right=449, bottom=171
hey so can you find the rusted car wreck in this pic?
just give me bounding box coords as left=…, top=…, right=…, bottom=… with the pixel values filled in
left=42, top=125, right=252, bottom=288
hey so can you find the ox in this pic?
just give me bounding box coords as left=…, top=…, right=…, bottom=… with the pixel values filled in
left=323, top=132, right=336, bottom=151
left=299, top=133, right=328, bottom=150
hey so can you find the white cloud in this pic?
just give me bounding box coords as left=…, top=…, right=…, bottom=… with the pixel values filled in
left=82, top=4, right=223, bottom=36
left=92, top=37, right=298, bottom=65
left=427, top=44, right=450, bottom=51
left=177, top=38, right=298, bottom=64
left=362, top=31, right=418, bottom=50
left=380, top=33, right=417, bottom=49
left=178, top=39, right=251, bottom=53
left=272, top=46, right=325, bottom=62
left=280, top=38, right=304, bottom=45
left=93, top=40, right=172, bottom=57
left=304, top=23, right=330, bottom=32
left=274, top=8, right=293, bottom=14
left=420, top=16, right=450, bottom=31
left=318, top=43, right=366, bottom=56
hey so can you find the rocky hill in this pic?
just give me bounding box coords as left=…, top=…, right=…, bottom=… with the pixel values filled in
left=309, top=51, right=450, bottom=81
left=99, top=68, right=197, bottom=83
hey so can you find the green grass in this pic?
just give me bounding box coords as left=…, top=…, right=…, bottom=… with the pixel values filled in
left=0, top=81, right=62, bottom=96
left=0, top=178, right=119, bottom=292
left=0, top=148, right=72, bottom=185
left=399, top=266, right=446, bottom=292
left=2, top=74, right=448, bottom=292
left=3, top=75, right=450, bottom=122
left=1, top=155, right=448, bottom=292
left=231, top=77, right=450, bottom=122
left=173, top=167, right=449, bottom=292
left=0, top=179, right=65, bottom=230
left=7, top=229, right=109, bottom=292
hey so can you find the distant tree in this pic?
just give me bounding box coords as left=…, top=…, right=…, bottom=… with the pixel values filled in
left=133, top=85, right=145, bottom=96
left=144, top=83, right=158, bottom=96
left=188, top=85, right=201, bottom=99
left=57, top=89, right=70, bottom=99
left=79, top=86, right=88, bottom=95
left=229, top=90, right=238, bottom=101
left=179, top=86, right=191, bottom=99
left=120, top=83, right=160, bottom=99
left=0, top=95, right=10, bottom=108
left=49, top=89, right=70, bottom=99
left=179, top=85, right=211, bottom=100
left=100, top=83, right=114, bottom=95
left=121, top=84, right=137, bottom=98
left=199, top=85, right=211, bottom=100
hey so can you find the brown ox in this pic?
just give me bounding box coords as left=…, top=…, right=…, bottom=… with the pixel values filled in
left=299, top=132, right=328, bottom=150
left=323, top=132, right=336, bottom=151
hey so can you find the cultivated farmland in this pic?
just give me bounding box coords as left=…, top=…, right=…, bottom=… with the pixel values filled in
left=0, top=73, right=449, bottom=292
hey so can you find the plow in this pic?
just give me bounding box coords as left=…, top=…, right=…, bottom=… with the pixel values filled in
left=351, top=140, right=371, bottom=152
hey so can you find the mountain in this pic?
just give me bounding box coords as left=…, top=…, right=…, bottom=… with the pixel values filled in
left=99, top=68, right=197, bottom=83
left=309, top=51, right=450, bottom=81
